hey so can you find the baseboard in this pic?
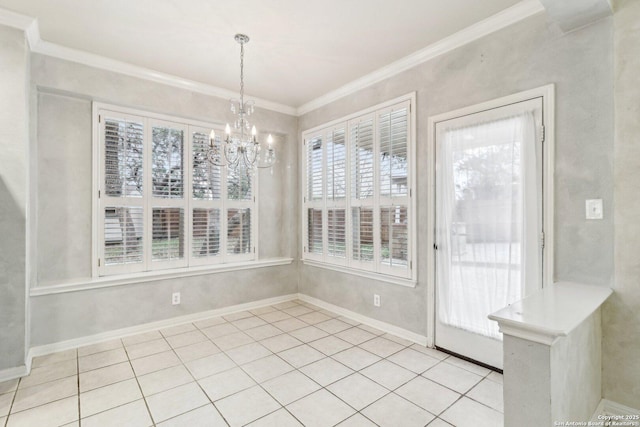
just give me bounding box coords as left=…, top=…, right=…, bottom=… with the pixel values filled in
left=0, top=364, right=28, bottom=383
left=592, top=399, right=640, bottom=420
left=23, top=293, right=298, bottom=373
left=17, top=291, right=424, bottom=382
left=297, top=293, right=428, bottom=346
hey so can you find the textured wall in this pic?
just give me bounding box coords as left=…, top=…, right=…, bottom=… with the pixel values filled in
left=30, top=54, right=299, bottom=345
left=298, top=13, right=614, bottom=337
left=551, top=310, right=602, bottom=421
left=0, top=25, right=29, bottom=370
left=604, top=0, right=640, bottom=409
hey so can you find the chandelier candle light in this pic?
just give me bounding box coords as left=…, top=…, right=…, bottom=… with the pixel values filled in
left=207, top=33, right=275, bottom=171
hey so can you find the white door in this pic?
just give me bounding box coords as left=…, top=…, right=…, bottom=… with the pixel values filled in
left=434, top=98, right=544, bottom=369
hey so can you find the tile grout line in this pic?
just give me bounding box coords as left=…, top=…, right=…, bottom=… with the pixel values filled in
left=3, top=377, right=21, bottom=427
left=122, top=338, right=157, bottom=427
left=76, top=348, right=81, bottom=427
left=10, top=300, right=503, bottom=425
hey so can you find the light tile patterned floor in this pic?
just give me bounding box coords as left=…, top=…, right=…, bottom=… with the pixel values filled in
left=0, top=300, right=504, bottom=427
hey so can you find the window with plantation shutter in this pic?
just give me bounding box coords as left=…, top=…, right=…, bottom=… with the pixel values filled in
left=100, top=114, right=146, bottom=274
left=302, top=95, right=414, bottom=282
left=96, top=106, right=257, bottom=276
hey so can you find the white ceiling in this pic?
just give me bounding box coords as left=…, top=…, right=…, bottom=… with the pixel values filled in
left=0, top=0, right=524, bottom=109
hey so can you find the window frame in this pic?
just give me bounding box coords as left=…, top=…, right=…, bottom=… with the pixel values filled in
left=93, top=103, right=258, bottom=278
left=301, top=93, right=417, bottom=286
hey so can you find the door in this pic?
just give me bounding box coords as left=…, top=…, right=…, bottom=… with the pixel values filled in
left=434, top=98, right=544, bottom=369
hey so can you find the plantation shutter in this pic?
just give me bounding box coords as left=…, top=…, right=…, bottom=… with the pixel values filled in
left=190, top=127, right=224, bottom=265
left=226, top=156, right=255, bottom=261
left=300, top=95, right=414, bottom=281
left=304, top=134, right=324, bottom=261
left=326, top=126, right=347, bottom=263
left=378, top=102, right=411, bottom=276
left=99, top=113, right=146, bottom=275
left=349, top=114, right=375, bottom=268
left=148, top=120, right=188, bottom=269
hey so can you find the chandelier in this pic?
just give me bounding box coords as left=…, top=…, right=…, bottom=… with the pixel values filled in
left=207, top=34, right=275, bottom=171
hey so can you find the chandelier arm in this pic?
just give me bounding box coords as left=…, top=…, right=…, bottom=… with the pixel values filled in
left=223, top=140, right=240, bottom=166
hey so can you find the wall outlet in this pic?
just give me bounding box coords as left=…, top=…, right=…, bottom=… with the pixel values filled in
left=172, top=292, right=181, bottom=305
left=373, top=294, right=381, bottom=307
left=585, top=199, right=603, bottom=219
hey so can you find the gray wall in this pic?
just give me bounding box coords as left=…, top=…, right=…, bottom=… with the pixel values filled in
left=0, top=25, right=29, bottom=370
left=30, top=54, right=299, bottom=345
left=299, top=14, right=614, bottom=338
left=604, top=0, right=640, bottom=408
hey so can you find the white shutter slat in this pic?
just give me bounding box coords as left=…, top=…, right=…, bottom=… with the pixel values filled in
left=152, top=126, right=185, bottom=199
left=307, top=136, right=323, bottom=202
left=227, top=208, right=252, bottom=255
left=152, top=207, right=185, bottom=261
left=379, top=107, right=408, bottom=198
left=327, top=129, right=346, bottom=201
left=104, top=118, right=144, bottom=198
left=104, top=206, right=144, bottom=265
left=307, top=208, right=323, bottom=255
left=351, top=118, right=374, bottom=200
left=192, top=208, right=220, bottom=258
left=380, top=206, right=409, bottom=269
left=192, top=131, right=222, bottom=200
left=352, top=207, right=374, bottom=262
left=227, top=164, right=252, bottom=201
left=327, top=208, right=346, bottom=259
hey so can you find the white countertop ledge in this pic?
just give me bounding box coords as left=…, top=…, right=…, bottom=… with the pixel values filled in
left=489, top=281, right=613, bottom=345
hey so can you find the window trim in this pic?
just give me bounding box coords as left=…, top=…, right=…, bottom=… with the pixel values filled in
left=92, top=102, right=259, bottom=278
left=300, top=93, right=417, bottom=285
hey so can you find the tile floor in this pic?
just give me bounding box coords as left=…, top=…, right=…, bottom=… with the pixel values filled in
left=0, top=300, right=504, bottom=427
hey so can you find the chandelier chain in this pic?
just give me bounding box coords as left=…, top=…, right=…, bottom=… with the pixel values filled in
left=239, top=39, right=244, bottom=111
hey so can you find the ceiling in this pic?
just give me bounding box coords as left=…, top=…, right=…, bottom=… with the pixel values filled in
left=0, top=0, right=525, bottom=109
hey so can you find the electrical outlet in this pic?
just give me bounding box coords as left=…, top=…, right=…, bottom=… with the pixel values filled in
left=585, top=199, right=603, bottom=220
left=172, top=292, right=181, bottom=305
left=373, top=294, right=381, bottom=307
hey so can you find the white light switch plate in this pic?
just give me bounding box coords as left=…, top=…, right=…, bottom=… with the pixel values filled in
left=585, top=199, right=603, bottom=220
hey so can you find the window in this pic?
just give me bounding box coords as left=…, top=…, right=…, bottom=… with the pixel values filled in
left=96, top=106, right=256, bottom=276
left=302, top=95, right=415, bottom=281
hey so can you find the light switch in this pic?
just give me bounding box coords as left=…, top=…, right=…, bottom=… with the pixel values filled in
left=585, top=199, right=603, bottom=220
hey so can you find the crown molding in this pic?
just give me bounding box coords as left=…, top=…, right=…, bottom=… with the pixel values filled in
left=296, top=0, right=545, bottom=115
left=0, top=7, right=297, bottom=116
left=0, top=7, right=32, bottom=31
left=31, top=40, right=298, bottom=116
left=0, top=7, right=39, bottom=49
left=1, top=1, right=545, bottom=118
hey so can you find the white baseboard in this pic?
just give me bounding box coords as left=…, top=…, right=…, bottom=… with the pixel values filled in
left=592, top=399, right=640, bottom=420
left=12, top=292, right=425, bottom=382
left=21, top=293, right=298, bottom=376
left=297, top=293, right=428, bottom=346
left=0, top=364, right=28, bottom=383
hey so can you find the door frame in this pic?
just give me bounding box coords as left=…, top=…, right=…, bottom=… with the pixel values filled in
left=425, top=84, right=555, bottom=349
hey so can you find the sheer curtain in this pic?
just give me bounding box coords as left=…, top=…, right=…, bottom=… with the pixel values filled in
left=436, top=112, right=539, bottom=340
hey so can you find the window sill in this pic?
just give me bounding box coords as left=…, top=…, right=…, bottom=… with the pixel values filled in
left=30, top=258, right=294, bottom=296
left=301, top=259, right=416, bottom=288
